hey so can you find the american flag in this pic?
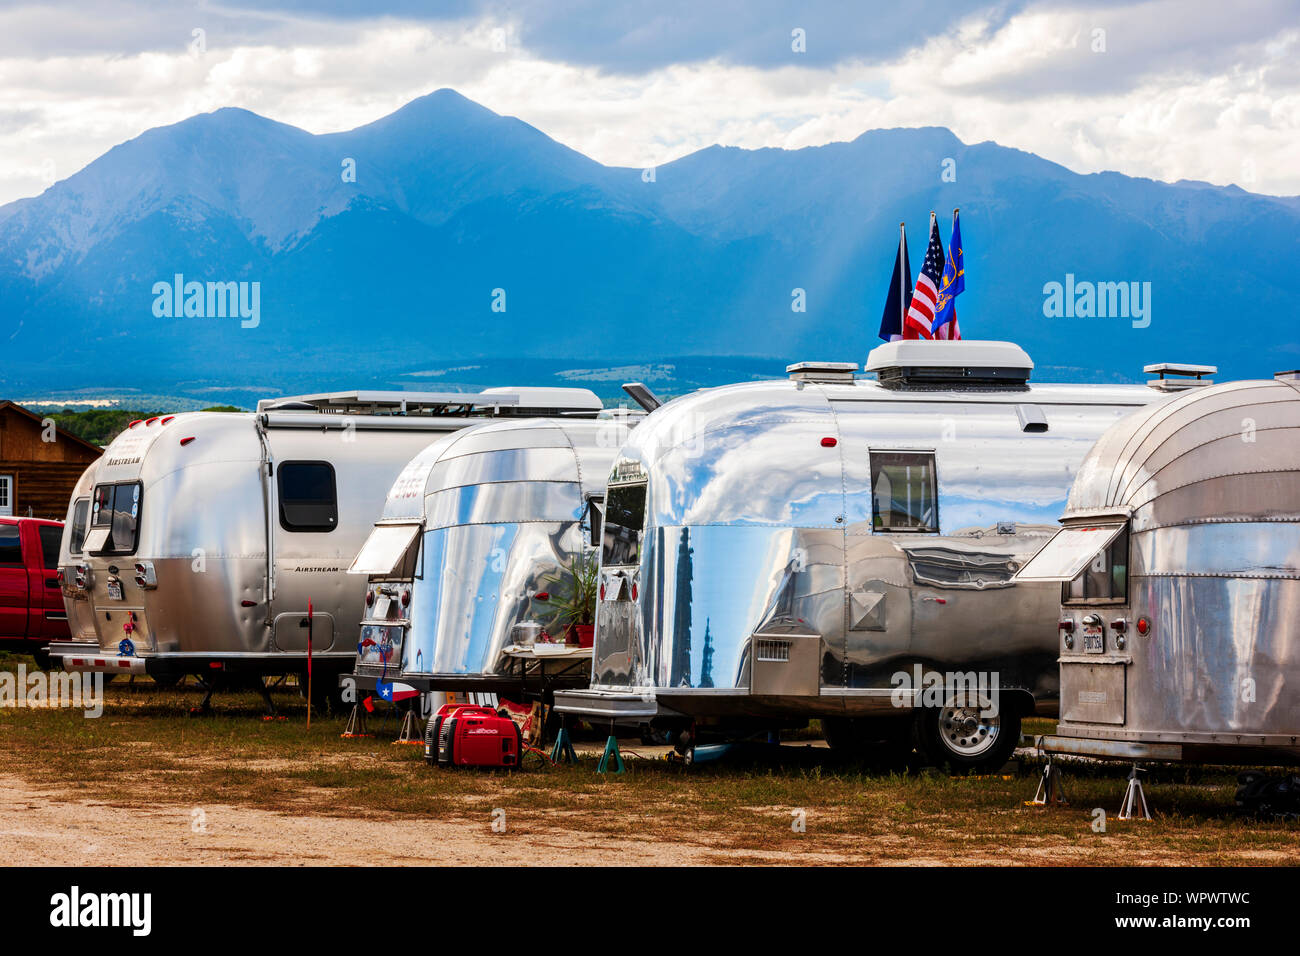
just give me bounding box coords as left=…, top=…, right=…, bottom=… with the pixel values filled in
left=903, top=213, right=945, bottom=340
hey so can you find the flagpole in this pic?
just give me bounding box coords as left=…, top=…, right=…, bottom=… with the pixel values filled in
left=898, top=221, right=906, bottom=331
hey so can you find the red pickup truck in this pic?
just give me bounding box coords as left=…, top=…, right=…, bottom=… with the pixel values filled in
left=0, top=516, right=70, bottom=667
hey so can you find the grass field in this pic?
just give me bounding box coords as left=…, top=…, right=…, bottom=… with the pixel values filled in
left=0, top=654, right=1296, bottom=865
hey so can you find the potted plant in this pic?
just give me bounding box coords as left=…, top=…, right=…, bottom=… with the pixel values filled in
left=530, top=550, right=599, bottom=647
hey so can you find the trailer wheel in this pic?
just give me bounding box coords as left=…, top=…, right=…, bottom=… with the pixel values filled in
left=151, top=674, right=182, bottom=690
left=913, top=693, right=1020, bottom=773
left=30, top=649, right=52, bottom=671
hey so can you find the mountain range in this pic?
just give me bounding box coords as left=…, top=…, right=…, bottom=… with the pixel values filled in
left=2, top=88, right=1297, bottom=405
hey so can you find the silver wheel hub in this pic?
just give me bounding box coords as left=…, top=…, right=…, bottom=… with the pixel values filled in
left=938, top=701, right=1000, bottom=757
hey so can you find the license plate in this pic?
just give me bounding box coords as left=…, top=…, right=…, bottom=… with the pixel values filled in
left=373, top=595, right=391, bottom=619
left=1083, top=629, right=1104, bottom=654
left=106, top=579, right=124, bottom=601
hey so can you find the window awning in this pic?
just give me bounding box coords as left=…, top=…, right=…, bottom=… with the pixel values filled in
left=83, top=526, right=111, bottom=555
left=348, top=523, right=422, bottom=576
left=1014, top=524, right=1127, bottom=582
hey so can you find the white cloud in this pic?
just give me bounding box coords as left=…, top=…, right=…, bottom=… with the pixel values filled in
left=0, top=3, right=1297, bottom=207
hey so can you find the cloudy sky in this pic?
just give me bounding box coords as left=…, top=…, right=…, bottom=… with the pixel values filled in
left=1, top=0, right=1297, bottom=206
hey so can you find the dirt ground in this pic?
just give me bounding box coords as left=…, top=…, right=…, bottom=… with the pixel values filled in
left=0, top=772, right=754, bottom=866
left=1, top=670, right=1297, bottom=866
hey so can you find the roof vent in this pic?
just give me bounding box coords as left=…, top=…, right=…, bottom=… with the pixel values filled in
left=1275, top=370, right=1300, bottom=382
left=864, top=340, right=1033, bottom=390
left=786, top=361, right=858, bottom=385
left=1144, top=362, right=1217, bottom=392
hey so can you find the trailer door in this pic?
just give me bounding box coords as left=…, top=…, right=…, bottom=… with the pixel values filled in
left=0, top=522, right=29, bottom=638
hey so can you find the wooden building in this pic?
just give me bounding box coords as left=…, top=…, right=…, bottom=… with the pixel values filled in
left=0, top=402, right=102, bottom=519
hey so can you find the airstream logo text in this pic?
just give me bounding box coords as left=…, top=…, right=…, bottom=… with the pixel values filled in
left=151, top=273, right=260, bottom=329
left=105, top=457, right=142, bottom=467
left=1042, top=274, right=1151, bottom=328
left=49, top=886, right=151, bottom=936
left=291, top=566, right=341, bottom=573
left=890, top=665, right=1000, bottom=717
left=0, top=666, right=103, bottom=718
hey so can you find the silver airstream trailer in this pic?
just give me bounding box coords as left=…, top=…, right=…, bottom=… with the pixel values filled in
left=557, top=342, right=1189, bottom=770
left=47, top=459, right=103, bottom=670
left=344, top=416, right=631, bottom=712
left=1017, top=375, right=1300, bottom=766
left=53, top=388, right=603, bottom=705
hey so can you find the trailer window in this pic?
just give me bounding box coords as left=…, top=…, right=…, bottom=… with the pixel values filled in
left=602, top=484, right=646, bottom=567
left=870, top=452, right=938, bottom=533
left=1064, top=527, right=1129, bottom=604
left=585, top=496, right=604, bottom=550
left=89, top=482, right=142, bottom=555
left=69, top=498, right=89, bottom=555
left=278, top=462, right=338, bottom=532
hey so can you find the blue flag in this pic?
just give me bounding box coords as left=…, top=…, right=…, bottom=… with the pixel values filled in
left=878, top=223, right=912, bottom=342
left=932, top=209, right=964, bottom=339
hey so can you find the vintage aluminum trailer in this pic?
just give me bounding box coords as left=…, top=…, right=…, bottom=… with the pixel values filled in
left=49, top=459, right=103, bottom=666
left=51, top=388, right=603, bottom=699
left=556, top=341, right=1196, bottom=770
left=344, top=416, right=631, bottom=712
left=1017, top=374, right=1300, bottom=765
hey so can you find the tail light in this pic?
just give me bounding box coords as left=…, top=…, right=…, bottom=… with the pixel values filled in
left=56, top=570, right=64, bottom=585
left=1136, top=616, right=1151, bottom=636
left=1109, top=619, right=1127, bottom=633
left=400, top=589, right=411, bottom=607
left=133, top=561, right=157, bottom=589
left=74, top=564, right=90, bottom=589
left=365, top=590, right=375, bottom=607
left=1058, top=620, right=1075, bottom=632
left=631, top=583, right=638, bottom=601
left=599, top=583, right=605, bottom=600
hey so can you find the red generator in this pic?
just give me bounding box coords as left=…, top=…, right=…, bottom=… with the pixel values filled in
left=424, top=704, right=522, bottom=769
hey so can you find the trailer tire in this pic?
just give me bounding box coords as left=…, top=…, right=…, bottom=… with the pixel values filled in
left=913, top=694, right=1021, bottom=774
left=151, top=674, right=182, bottom=690
left=30, top=648, right=52, bottom=670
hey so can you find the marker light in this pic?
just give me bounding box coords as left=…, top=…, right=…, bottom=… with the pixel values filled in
left=180, top=436, right=196, bottom=446
left=820, top=437, right=837, bottom=447
left=1136, top=617, right=1151, bottom=636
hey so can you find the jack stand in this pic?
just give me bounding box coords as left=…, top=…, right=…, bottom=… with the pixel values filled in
left=1118, top=764, right=1152, bottom=821
left=550, top=725, right=577, bottom=764
left=393, top=707, right=422, bottom=745
left=256, top=678, right=276, bottom=717
left=340, top=704, right=371, bottom=738
left=1025, top=757, right=1069, bottom=806
left=597, top=735, right=625, bottom=774
left=189, top=679, right=217, bottom=716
